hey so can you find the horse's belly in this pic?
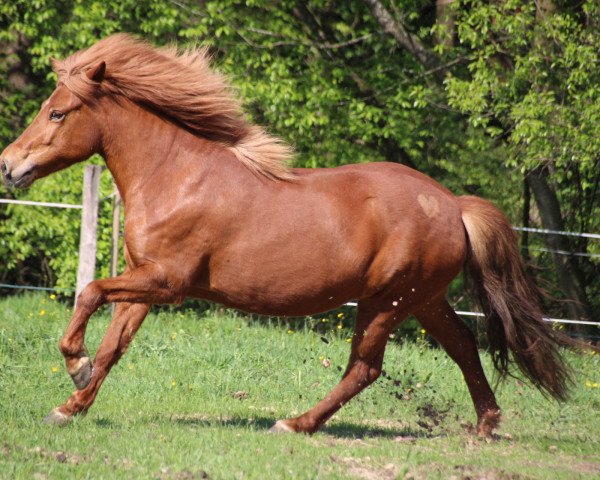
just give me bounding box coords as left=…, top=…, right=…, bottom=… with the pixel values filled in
left=194, top=244, right=373, bottom=315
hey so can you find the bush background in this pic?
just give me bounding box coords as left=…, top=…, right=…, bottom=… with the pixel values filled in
left=0, top=0, right=598, bottom=324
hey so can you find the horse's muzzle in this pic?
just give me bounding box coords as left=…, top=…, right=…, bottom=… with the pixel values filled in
left=0, top=158, right=35, bottom=188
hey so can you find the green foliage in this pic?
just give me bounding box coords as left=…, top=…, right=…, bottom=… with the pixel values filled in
left=447, top=0, right=600, bottom=310
left=0, top=161, right=115, bottom=291
left=0, top=1, right=598, bottom=318
left=449, top=1, right=600, bottom=178
left=0, top=0, right=186, bottom=291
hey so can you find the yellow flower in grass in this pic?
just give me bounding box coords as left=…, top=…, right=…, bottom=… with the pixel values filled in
left=585, top=381, right=599, bottom=389
left=171, top=380, right=177, bottom=387
left=49, top=294, right=56, bottom=300
left=287, top=329, right=294, bottom=334
left=420, top=329, right=426, bottom=335
left=337, top=324, right=343, bottom=330
left=39, top=309, right=45, bottom=316
left=51, top=366, right=59, bottom=373
left=171, top=333, right=177, bottom=341
left=337, top=312, right=345, bottom=319
left=346, top=338, right=352, bottom=343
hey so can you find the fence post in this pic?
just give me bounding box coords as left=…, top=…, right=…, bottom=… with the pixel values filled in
left=109, top=184, right=121, bottom=314
left=110, top=184, right=121, bottom=279
left=75, top=165, right=101, bottom=302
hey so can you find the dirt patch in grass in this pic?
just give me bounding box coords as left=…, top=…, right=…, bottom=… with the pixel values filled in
left=155, top=467, right=209, bottom=479
left=317, top=437, right=371, bottom=448
left=416, top=403, right=449, bottom=428
left=522, top=459, right=600, bottom=476
left=1, top=442, right=12, bottom=458
left=29, top=445, right=89, bottom=465
left=408, top=463, right=529, bottom=480
left=570, top=461, right=600, bottom=475
left=330, top=455, right=398, bottom=480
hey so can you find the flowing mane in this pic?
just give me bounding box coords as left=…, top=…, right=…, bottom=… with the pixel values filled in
left=53, top=33, right=295, bottom=180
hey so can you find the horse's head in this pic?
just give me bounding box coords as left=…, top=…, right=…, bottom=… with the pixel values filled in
left=0, top=62, right=105, bottom=189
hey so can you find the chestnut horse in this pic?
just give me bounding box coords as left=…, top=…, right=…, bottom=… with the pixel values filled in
left=1, top=34, right=571, bottom=437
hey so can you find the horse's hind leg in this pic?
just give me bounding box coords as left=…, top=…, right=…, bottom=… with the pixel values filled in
left=415, top=299, right=500, bottom=437
left=271, top=303, right=400, bottom=434
left=44, top=302, right=150, bottom=425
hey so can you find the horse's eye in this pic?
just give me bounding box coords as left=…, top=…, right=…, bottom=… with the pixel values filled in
left=49, top=110, right=65, bottom=122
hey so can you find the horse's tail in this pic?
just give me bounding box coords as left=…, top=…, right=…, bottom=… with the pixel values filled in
left=457, top=195, right=573, bottom=401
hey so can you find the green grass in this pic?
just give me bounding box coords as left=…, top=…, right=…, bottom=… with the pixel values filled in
left=0, top=294, right=599, bottom=479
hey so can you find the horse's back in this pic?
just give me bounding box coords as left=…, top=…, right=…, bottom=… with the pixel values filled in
left=288, top=162, right=468, bottom=297
left=292, top=161, right=453, bottom=196
left=291, top=161, right=463, bottom=240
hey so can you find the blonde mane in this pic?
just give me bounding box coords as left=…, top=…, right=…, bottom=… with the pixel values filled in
left=53, top=33, right=295, bottom=181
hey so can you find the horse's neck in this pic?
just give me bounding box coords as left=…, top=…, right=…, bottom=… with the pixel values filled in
left=99, top=99, right=203, bottom=203
left=97, top=99, right=263, bottom=216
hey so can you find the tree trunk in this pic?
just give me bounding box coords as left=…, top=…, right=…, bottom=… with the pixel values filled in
left=529, top=0, right=596, bottom=325
left=526, top=167, right=595, bottom=323
left=521, top=176, right=531, bottom=264
left=435, top=0, right=455, bottom=49
left=363, top=0, right=445, bottom=78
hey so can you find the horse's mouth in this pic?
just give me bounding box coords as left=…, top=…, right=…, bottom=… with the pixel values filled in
left=9, top=169, right=36, bottom=189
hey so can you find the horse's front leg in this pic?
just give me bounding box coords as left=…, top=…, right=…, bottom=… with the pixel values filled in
left=45, top=302, right=150, bottom=425
left=46, top=265, right=182, bottom=425
left=58, top=265, right=178, bottom=390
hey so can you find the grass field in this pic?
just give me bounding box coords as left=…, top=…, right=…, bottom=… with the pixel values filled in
left=0, top=294, right=599, bottom=479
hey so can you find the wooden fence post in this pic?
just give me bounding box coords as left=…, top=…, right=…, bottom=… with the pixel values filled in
left=110, top=184, right=121, bottom=279
left=109, top=184, right=121, bottom=314
left=75, top=165, right=101, bottom=302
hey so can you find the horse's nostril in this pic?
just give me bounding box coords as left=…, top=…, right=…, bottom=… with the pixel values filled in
left=0, top=161, right=10, bottom=180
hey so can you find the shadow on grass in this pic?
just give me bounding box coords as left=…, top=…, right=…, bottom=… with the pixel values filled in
left=92, top=418, right=118, bottom=428
left=163, top=413, right=439, bottom=440
left=323, top=422, right=440, bottom=440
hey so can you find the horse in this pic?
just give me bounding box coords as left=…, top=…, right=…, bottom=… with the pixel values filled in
left=0, top=34, right=572, bottom=437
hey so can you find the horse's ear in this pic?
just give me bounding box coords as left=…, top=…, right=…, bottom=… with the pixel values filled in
left=86, top=61, right=106, bottom=82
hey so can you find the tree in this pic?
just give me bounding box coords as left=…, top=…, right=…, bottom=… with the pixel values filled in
left=364, top=0, right=599, bottom=321
left=0, top=1, right=598, bottom=324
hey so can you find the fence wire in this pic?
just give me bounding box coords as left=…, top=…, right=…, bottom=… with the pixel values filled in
left=1, top=197, right=598, bottom=329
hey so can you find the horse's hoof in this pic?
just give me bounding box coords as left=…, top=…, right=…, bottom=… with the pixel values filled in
left=69, top=357, right=92, bottom=390
left=43, top=408, right=72, bottom=427
left=268, top=420, right=296, bottom=434
left=476, top=409, right=501, bottom=439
